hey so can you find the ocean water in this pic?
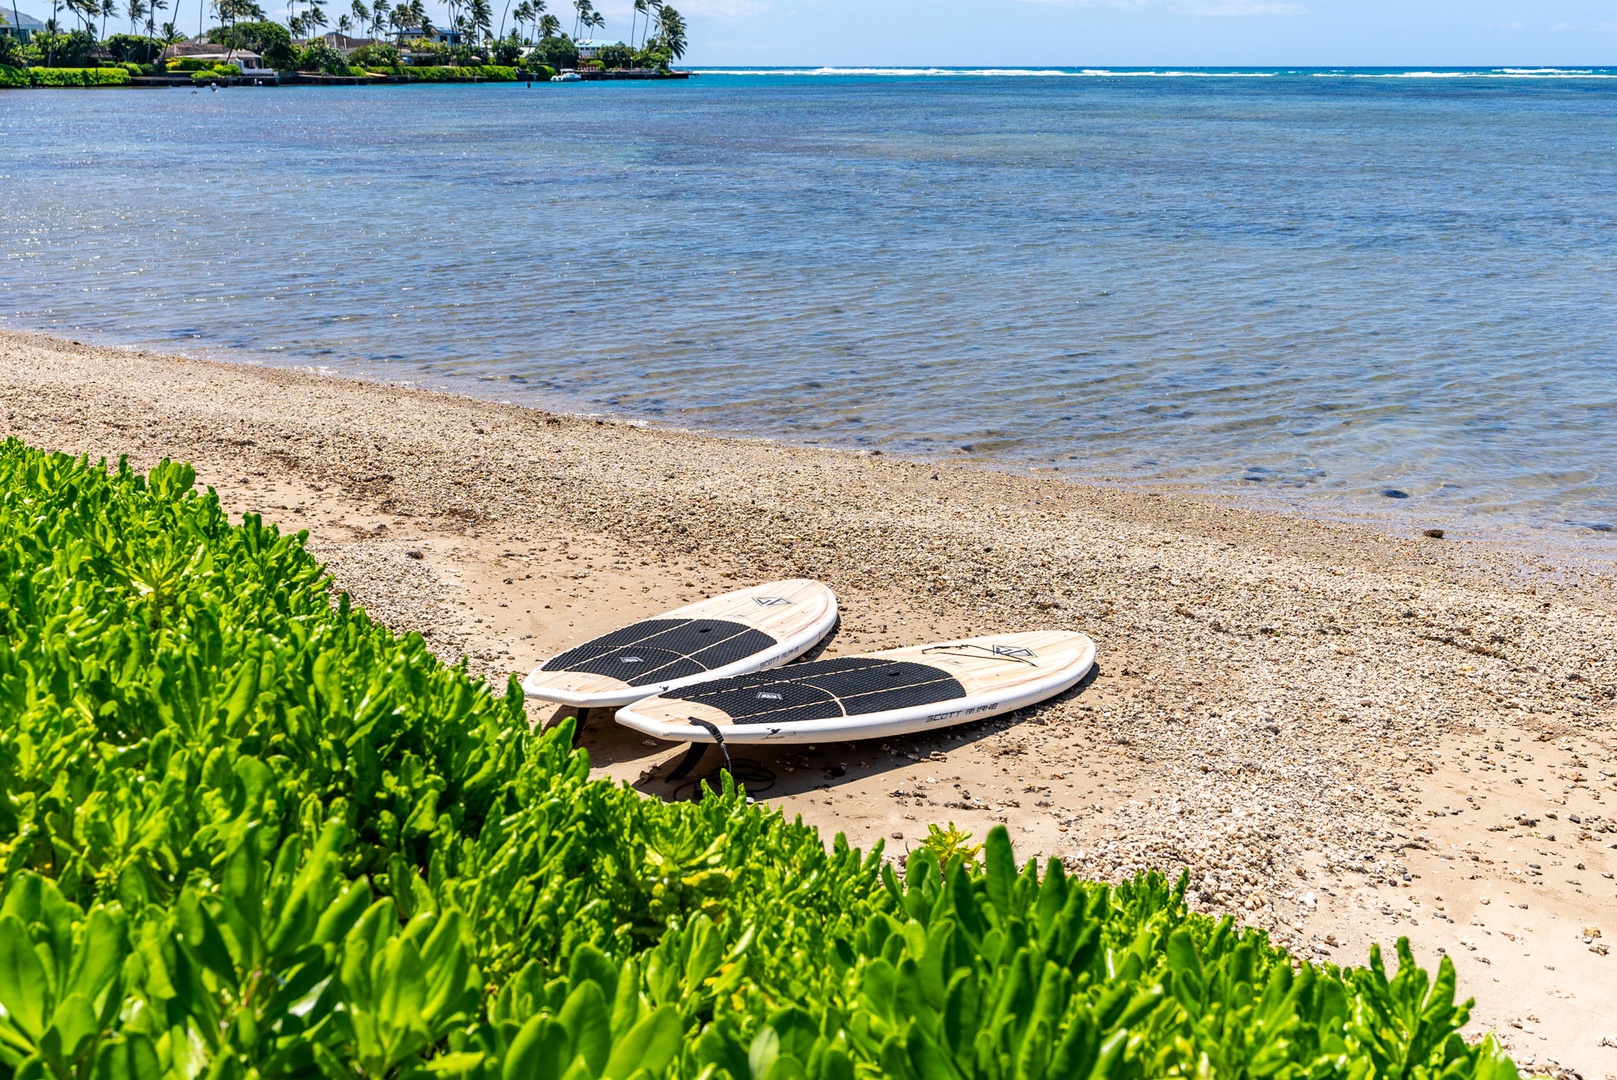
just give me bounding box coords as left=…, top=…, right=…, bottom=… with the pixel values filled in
left=2, top=69, right=1615, bottom=546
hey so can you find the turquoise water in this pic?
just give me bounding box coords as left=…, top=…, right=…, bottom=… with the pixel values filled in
left=2, top=69, right=1615, bottom=542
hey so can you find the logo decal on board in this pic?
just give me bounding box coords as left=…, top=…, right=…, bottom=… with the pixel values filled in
left=620, top=656, right=644, bottom=664
left=754, top=596, right=793, bottom=606
left=993, top=645, right=1036, bottom=658
left=756, top=691, right=783, bottom=700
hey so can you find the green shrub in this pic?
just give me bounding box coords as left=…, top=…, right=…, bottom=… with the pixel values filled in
left=598, top=42, right=635, bottom=68
left=402, top=36, right=449, bottom=65
left=349, top=41, right=399, bottom=67
left=23, top=28, right=96, bottom=66
left=0, top=64, right=26, bottom=88
left=167, top=56, right=209, bottom=71
left=104, top=32, right=163, bottom=62
left=26, top=66, right=132, bottom=86
left=208, top=19, right=296, bottom=68
left=296, top=40, right=350, bottom=74
left=401, top=63, right=516, bottom=82
left=526, top=63, right=556, bottom=79
left=0, top=437, right=1520, bottom=1080
left=528, top=32, right=576, bottom=70
left=492, top=33, right=521, bottom=65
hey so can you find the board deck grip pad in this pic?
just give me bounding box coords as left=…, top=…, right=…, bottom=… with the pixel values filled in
left=541, top=618, right=778, bottom=687
left=670, top=658, right=967, bottom=725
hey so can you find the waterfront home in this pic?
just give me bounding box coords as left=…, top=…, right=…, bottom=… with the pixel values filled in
left=311, top=32, right=375, bottom=55
left=0, top=7, right=44, bottom=42
left=391, top=25, right=463, bottom=45
left=575, top=38, right=626, bottom=60
left=164, top=40, right=276, bottom=77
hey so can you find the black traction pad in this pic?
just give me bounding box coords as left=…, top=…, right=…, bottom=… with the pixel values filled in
left=541, top=618, right=778, bottom=687
left=669, top=657, right=967, bottom=725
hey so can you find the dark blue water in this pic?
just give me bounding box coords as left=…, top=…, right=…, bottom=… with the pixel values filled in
left=2, top=70, right=1615, bottom=542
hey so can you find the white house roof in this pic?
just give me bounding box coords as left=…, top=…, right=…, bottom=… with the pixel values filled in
left=575, top=39, right=625, bottom=48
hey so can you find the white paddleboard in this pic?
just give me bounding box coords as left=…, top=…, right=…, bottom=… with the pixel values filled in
left=521, top=579, right=838, bottom=708
left=614, top=630, right=1095, bottom=745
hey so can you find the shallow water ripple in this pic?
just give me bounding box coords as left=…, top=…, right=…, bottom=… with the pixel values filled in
left=1, top=72, right=1615, bottom=543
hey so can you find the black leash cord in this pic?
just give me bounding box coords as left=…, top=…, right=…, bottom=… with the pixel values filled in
left=668, top=719, right=776, bottom=800
left=687, top=718, right=733, bottom=773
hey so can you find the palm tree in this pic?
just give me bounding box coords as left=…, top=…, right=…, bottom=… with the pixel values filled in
left=501, top=0, right=523, bottom=38
left=467, top=0, right=488, bottom=41
left=64, top=0, right=94, bottom=33
left=304, top=0, right=324, bottom=36
left=405, top=0, right=428, bottom=37
left=99, top=0, right=116, bottom=36
left=568, top=0, right=586, bottom=37
left=499, top=0, right=529, bottom=39
left=640, top=0, right=659, bottom=47
left=535, top=9, right=554, bottom=37
left=126, top=0, right=145, bottom=32
left=367, top=0, right=384, bottom=35
left=653, top=1, right=681, bottom=59
left=143, top=0, right=164, bottom=36
left=628, top=0, right=643, bottom=48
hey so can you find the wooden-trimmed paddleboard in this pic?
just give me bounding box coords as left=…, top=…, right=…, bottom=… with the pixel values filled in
left=614, top=630, right=1095, bottom=745
left=521, top=579, right=838, bottom=708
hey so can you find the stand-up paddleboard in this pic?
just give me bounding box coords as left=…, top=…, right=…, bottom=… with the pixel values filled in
left=521, top=580, right=838, bottom=708
left=615, top=630, right=1095, bottom=746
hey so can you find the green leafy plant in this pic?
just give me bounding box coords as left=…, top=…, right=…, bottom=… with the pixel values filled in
left=296, top=41, right=351, bottom=74
left=0, top=439, right=1519, bottom=1079
left=25, top=67, right=133, bottom=85
left=919, top=823, right=983, bottom=874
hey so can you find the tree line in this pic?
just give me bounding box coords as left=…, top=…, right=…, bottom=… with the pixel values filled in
left=0, top=0, right=685, bottom=70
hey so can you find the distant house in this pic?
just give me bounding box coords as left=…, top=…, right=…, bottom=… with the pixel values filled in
left=392, top=25, right=462, bottom=46
left=313, top=32, right=375, bottom=55
left=164, top=40, right=276, bottom=76
left=575, top=38, right=625, bottom=60
left=0, top=7, right=45, bottom=43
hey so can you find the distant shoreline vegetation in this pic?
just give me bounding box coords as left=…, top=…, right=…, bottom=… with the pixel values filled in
left=0, top=0, right=688, bottom=85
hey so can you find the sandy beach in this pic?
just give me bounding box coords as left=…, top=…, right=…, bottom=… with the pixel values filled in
left=4, top=329, right=1614, bottom=1077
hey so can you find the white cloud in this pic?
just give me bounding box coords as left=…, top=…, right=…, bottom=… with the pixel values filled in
left=1549, top=21, right=1577, bottom=31
left=1596, top=21, right=1617, bottom=31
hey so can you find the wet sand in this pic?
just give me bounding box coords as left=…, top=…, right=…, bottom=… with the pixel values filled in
left=4, top=330, right=1614, bottom=1077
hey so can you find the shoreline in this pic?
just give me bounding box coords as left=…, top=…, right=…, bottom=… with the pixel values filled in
left=4, top=327, right=1616, bottom=1076
left=11, top=318, right=1614, bottom=574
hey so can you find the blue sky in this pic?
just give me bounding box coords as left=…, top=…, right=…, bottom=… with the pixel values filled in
left=625, top=0, right=1617, bottom=67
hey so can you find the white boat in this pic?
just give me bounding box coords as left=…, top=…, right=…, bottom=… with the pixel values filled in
left=550, top=71, right=583, bottom=82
